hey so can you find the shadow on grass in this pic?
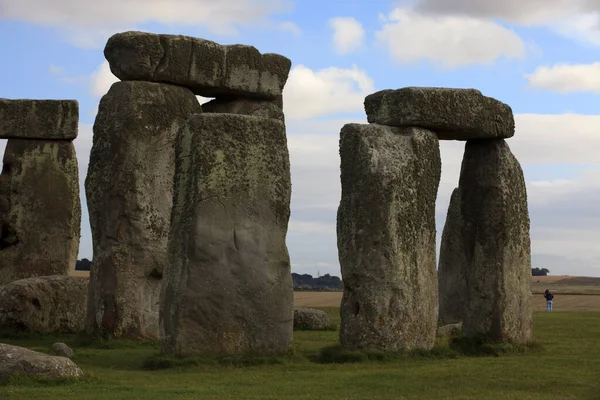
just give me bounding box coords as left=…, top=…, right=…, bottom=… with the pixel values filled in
left=0, top=372, right=100, bottom=387
left=294, top=323, right=338, bottom=332
left=311, top=334, right=545, bottom=364
left=142, top=351, right=301, bottom=371
left=312, top=344, right=460, bottom=364
left=72, top=334, right=158, bottom=350
left=449, top=335, right=544, bottom=357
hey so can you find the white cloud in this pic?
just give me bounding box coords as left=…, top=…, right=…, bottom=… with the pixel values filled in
left=90, top=61, right=119, bottom=97
left=277, top=21, right=302, bottom=36
left=329, top=17, right=365, bottom=55
left=413, top=0, right=600, bottom=48
left=526, top=62, right=600, bottom=93
left=283, top=65, right=374, bottom=119
left=0, top=0, right=293, bottom=47
left=375, top=8, right=526, bottom=68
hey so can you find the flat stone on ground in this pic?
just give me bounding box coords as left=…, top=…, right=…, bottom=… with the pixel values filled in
left=364, top=87, right=514, bottom=140
left=105, top=31, right=291, bottom=99
left=0, top=343, right=82, bottom=383
left=0, top=276, right=88, bottom=333
left=0, top=99, right=78, bottom=140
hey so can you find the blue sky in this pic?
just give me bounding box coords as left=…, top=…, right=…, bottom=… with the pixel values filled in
left=1, top=0, right=600, bottom=277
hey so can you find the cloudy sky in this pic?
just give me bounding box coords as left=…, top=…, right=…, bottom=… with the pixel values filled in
left=1, top=0, right=599, bottom=277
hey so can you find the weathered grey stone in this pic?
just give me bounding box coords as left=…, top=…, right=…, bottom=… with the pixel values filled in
left=52, top=343, right=74, bottom=358
left=160, top=113, right=293, bottom=357
left=0, top=276, right=87, bottom=333
left=337, top=123, right=441, bottom=351
left=364, top=87, right=514, bottom=140
left=0, top=99, right=78, bottom=140
left=293, top=308, right=330, bottom=331
left=0, top=140, right=81, bottom=285
left=437, top=322, right=462, bottom=337
left=458, top=139, right=532, bottom=343
left=105, top=31, right=291, bottom=99
left=438, top=187, right=467, bottom=324
left=0, top=343, right=82, bottom=383
left=85, top=81, right=202, bottom=340
left=201, top=97, right=284, bottom=121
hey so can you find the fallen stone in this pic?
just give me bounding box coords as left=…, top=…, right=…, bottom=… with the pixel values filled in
left=160, top=113, right=293, bottom=357
left=52, top=343, right=74, bottom=358
left=437, top=322, right=462, bottom=337
left=0, top=343, right=82, bottom=383
left=201, top=97, right=284, bottom=121
left=0, top=99, right=78, bottom=140
left=458, top=139, right=533, bottom=343
left=337, top=123, right=441, bottom=351
left=0, top=276, right=87, bottom=333
left=438, top=187, right=467, bottom=324
left=85, top=81, right=202, bottom=340
left=293, top=308, right=331, bottom=331
left=364, top=87, right=514, bottom=140
left=0, top=140, right=81, bottom=285
left=105, top=31, right=291, bottom=99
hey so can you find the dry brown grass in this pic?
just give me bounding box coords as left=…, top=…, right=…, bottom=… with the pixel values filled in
left=295, top=275, right=600, bottom=312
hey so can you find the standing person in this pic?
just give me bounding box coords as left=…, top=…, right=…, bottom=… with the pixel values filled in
left=544, top=289, right=554, bottom=312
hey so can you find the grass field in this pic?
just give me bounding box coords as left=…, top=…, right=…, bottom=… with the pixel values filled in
left=296, top=275, right=600, bottom=311
left=1, top=308, right=600, bottom=400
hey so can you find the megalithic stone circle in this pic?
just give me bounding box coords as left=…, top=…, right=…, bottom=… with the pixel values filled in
left=338, top=86, right=532, bottom=350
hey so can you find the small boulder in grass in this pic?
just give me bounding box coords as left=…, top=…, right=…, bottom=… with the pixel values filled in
left=52, top=342, right=74, bottom=359
left=293, top=308, right=331, bottom=331
left=0, top=343, right=82, bottom=383
left=437, top=323, right=462, bottom=337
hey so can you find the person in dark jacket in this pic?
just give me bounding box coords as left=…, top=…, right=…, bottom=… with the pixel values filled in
left=544, top=289, right=554, bottom=312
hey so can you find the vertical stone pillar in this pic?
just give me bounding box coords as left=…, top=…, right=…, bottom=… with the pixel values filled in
left=160, top=113, right=293, bottom=356
left=458, top=140, right=532, bottom=343
left=85, top=81, right=201, bottom=339
left=337, top=123, right=441, bottom=351
left=0, top=100, right=80, bottom=285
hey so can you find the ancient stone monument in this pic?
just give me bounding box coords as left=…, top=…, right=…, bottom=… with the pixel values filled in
left=338, top=87, right=532, bottom=349
left=87, top=31, right=294, bottom=351
left=0, top=99, right=81, bottom=285
left=337, top=123, right=441, bottom=351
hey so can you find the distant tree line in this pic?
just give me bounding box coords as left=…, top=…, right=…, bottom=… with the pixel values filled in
left=75, top=261, right=344, bottom=291
left=75, top=258, right=92, bottom=271
left=532, top=268, right=550, bottom=276
left=292, top=273, right=343, bottom=291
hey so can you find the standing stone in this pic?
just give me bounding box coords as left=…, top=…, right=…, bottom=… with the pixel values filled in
left=337, top=123, right=441, bottom=351
left=0, top=140, right=80, bottom=285
left=160, top=113, right=293, bottom=356
left=438, top=187, right=467, bottom=324
left=459, top=139, right=532, bottom=343
left=364, top=87, right=514, bottom=140
left=85, top=81, right=202, bottom=339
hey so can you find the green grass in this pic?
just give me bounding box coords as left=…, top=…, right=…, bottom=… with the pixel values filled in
left=1, top=308, right=600, bottom=399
